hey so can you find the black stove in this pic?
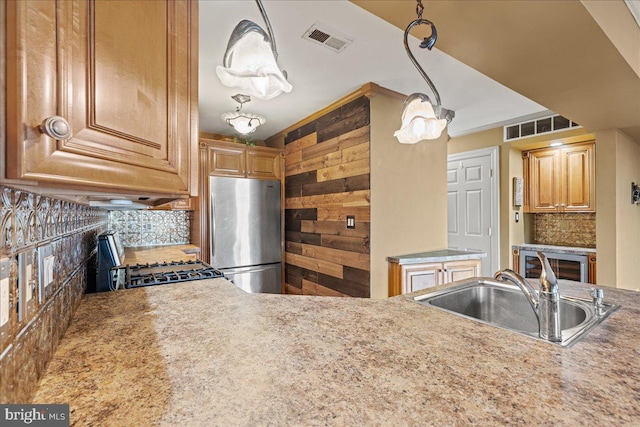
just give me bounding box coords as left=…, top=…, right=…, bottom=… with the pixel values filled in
left=112, top=260, right=224, bottom=290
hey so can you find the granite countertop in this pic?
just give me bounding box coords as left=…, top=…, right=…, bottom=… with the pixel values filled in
left=513, top=243, right=596, bottom=256
left=388, top=248, right=486, bottom=264
left=33, top=276, right=639, bottom=425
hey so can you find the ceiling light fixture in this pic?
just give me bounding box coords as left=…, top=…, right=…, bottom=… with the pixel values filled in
left=394, top=0, right=454, bottom=144
left=216, top=0, right=292, bottom=100
left=221, top=94, right=266, bottom=134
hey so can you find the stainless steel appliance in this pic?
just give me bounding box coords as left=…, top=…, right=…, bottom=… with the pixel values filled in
left=209, top=176, right=282, bottom=294
left=519, top=249, right=589, bottom=283
left=97, top=231, right=224, bottom=292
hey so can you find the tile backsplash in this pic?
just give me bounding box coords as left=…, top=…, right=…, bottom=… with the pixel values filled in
left=533, top=213, right=596, bottom=248
left=0, top=185, right=108, bottom=403
left=109, top=210, right=190, bottom=247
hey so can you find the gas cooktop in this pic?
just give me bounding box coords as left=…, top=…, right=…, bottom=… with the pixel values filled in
left=111, top=260, right=224, bottom=290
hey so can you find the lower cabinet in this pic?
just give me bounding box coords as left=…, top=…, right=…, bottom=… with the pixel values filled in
left=389, top=259, right=481, bottom=296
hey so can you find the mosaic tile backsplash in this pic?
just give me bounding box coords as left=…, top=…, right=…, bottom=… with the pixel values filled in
left=109, top=210, right=191, bottom=247
left=533, top=213, right=596, bottom=248
left=0, top=185, right=108, bottom=403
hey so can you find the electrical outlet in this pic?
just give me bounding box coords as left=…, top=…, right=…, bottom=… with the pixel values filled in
left=0, top=257, right=10, bottom=329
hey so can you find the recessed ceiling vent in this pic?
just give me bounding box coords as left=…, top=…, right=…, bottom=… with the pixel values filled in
left=504, top=114, right=581, bottom=142
left=302, top=23, right=353, bottom=53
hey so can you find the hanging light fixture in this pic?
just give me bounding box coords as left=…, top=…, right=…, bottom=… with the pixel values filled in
left=216, top=0, right=292, bottom=101
left=394, top=0, right=454, bottom=144
left=221, top=94, right=266, bottom=134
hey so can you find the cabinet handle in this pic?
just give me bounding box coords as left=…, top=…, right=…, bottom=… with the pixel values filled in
left=39, top=116, right=72, bottom=140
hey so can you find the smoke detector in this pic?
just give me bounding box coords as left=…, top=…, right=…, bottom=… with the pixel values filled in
left=302, top=23, right=353, bottom=53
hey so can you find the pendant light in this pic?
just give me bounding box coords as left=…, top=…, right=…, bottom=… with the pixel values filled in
left=394, top=0, right=454, bottom=144
left=221, top=94, right=265, bottom=134
left=216, top=0, right=292, bottom=101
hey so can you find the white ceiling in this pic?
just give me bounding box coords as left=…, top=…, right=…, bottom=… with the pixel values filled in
left=199, top=0, right=548, bottom=140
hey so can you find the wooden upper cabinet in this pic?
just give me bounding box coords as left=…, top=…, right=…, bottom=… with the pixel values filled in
left=529, top=149, right=561, bottom=212
left=247, top=147, right=284, bottom=180
left=207, top=144, right=246, bottom=177
left=561, top=143, right=594, bottom=211
left=202, top=139, right=284, bottom=180
left=5, top=0, right=198, bottom=196
left=524, top=141, right=595, bottom=213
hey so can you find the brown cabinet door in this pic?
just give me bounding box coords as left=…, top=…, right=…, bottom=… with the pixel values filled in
left=5, top=0, right=197, bottom=196
left=529, top=149, right=560, bottom=212
left=561, top=143, right=594, bottom=212
left=247, top=148, right=282, bottom=180
left=525, top=142, right=595, bottom=213
left=443, top=260, right=481, bottom=283
left=207, top=145, right=246, bottom=177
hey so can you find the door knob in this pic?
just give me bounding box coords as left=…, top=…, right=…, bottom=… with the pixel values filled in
left=39, top=116, right=72, bottom=140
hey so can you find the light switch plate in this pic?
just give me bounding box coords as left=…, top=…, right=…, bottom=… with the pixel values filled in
left=38, top=244, right=54, bottom=302
left=18, top=250, right=38, bottom=323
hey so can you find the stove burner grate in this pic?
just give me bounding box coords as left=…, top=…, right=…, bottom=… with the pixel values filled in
left=111, top=260, right=224, bottom=290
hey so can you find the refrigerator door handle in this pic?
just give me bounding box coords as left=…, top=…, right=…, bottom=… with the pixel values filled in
left=209, top=195, right=216, bottom=260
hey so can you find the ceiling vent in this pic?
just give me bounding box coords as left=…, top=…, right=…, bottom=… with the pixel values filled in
left=504, top=114, right=581, bottom=142
left=302, top=23, right=353, bottom=53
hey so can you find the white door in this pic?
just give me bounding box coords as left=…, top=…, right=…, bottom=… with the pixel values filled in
left=447, top=147, right=499, bottom=275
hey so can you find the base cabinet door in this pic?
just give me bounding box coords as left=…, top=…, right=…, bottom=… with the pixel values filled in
left=402, top=263, right=443, bottom=294
left=443, top=260, right=482, bottom=283
left=389, top=259, right=482, bottom=296
left=5, top=0, right=197, bottom=196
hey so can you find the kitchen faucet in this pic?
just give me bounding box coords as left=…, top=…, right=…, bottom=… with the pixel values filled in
left=494, top=251, right=561, bottom=342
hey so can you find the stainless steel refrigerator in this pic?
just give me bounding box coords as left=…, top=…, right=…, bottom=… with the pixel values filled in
left=209, top=176, right=282, bottom=293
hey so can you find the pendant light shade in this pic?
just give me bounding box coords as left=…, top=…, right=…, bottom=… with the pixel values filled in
left=395, top=0, right=454, bottom=143
left=394, top=93, right=447, bottom=144
left=221, top=94, right=265, bottom=134
left=216, top=0, right=292, bottom=100
left=221, top=111, right=266, bottom=134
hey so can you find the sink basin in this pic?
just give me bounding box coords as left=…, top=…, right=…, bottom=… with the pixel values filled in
left=414, top=279, right=618, bottom=347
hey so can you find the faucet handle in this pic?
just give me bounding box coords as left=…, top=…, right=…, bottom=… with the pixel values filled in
left=537, top=251, right=559, bottom=293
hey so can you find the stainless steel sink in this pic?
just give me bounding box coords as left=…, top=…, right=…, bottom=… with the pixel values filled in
left=414, top=279, right=618, bottom=347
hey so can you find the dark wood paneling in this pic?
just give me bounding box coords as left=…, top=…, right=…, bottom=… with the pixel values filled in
left=285, top=171, right=317, bottom=198
left=284, top=95, right=370, bottom=297
left=285, top=208, right=318, bottom=221
left=285, top=241, right=303, bottom=255
left=285, top=219, right=301, bottom=232
left=343, top=266, right=370, bottom=286
left=321, top=235, right=370, bottom=254
left=285, top=171, right=318, bottom=187
left=302, top=174, right=370, bottom=197
left=285, top=231, right=322, bottom=246
left=285, top=264, right=319, bottom=288
left=285, top=264, right=303, bottom=288
left=318, top=273, right=370, bottom=298
left=285, top=120, right=317, bottom=145
left=301, top=220, right=369, bottom=238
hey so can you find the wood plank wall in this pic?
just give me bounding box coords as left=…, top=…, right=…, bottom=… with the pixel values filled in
left=284, top=96, right=371, bottom=297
